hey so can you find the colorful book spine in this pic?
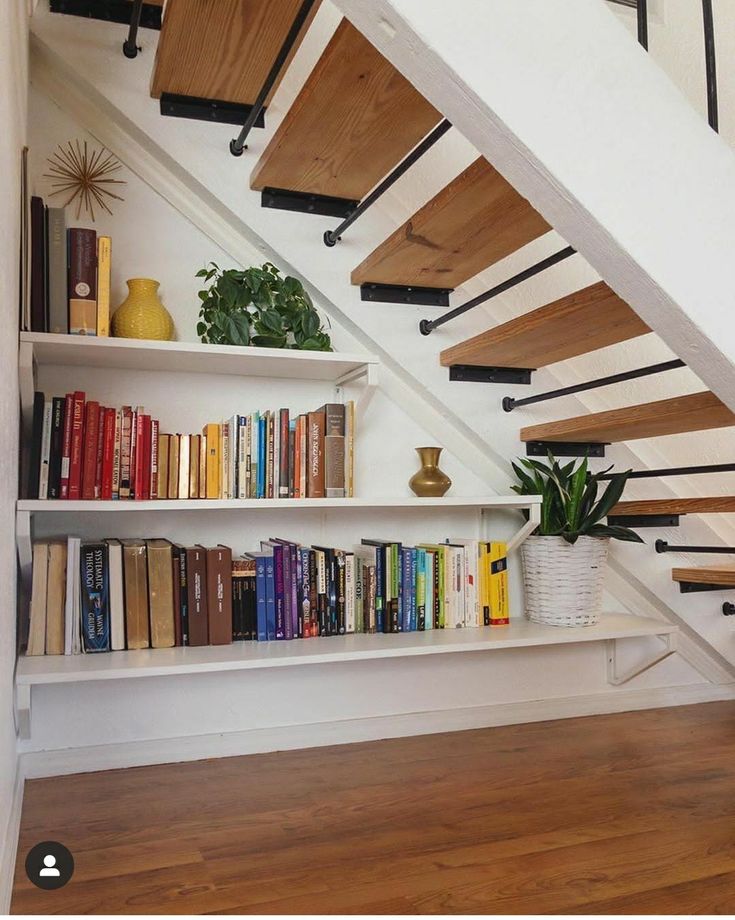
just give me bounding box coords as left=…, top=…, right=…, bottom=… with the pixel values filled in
left=490, top=542, right=509, bottom=625
left=80, top=541, right=110, bottom=652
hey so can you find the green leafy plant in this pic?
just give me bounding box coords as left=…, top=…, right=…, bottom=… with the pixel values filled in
left=196, top=262, right=332, bottom=351
left=510, top=453, right=644, bottom=545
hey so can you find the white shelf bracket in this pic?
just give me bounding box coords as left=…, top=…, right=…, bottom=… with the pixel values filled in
left=507, top=501, right=541, bottom=553
left=336, top=362, right=379, bottom=419
left=15, top=683, right=31, bottom=741
left=606, top=631, right=677, bottom=686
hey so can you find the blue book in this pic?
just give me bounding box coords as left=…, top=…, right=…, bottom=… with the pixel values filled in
left=264, top=551, right=276, bottom=640
left=258, top=415, right=267, bottom=498
left=410, top=548, right=418, bottom=631
left=250, top=553, right=268, bottom=642
left=400, top=547, right=410, bottom=631
left=80, top=541, right=110, bottom=652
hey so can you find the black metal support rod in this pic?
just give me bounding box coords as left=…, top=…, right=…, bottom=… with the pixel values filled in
left=598, top=462, right=735, bottom=481
left=722, top=602, right=735, bottom=616
left=123, top=0, right=144, bottom=58
left=503, top=359, right=684, bottom=413
left=230, top=0, right=317, bottom=156
left=656, top=539, right=735, bottom=555
left=324, top=119, right=452, bottom=247
left=637, top=0, right=649, bottom=50
left=419, top=245, right=576, bottom=337
left=702, top=0, right=719, bottom=132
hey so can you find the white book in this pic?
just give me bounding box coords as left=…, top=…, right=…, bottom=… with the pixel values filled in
left=250, top=412, right=259, bottom=498
left=273, top=412, right=281, bottom=499
left=449, top=539, right=480, bottom=627
left=237, top=416, right=247, bottom=499
left=220, top=421, right=229, bottom=500
left=64, top=537, right=80, bottom=655
left=345, top=552, right=355, bottom=633
left=107, top=539, right=125, bottom=650
left=38, top=399, right=53, bottom=499
left=229, top=413, right=239, bottom=500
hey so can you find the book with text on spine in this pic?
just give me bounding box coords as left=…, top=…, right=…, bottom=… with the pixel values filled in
left=80, top=541, right=110, bottom=652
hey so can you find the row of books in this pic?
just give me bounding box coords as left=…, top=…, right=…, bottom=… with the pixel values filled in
left=27, top=197, right=109, bottom=336
left=28, top=391, right=355, bottom=501
left=26, top=535, right=510, bottom=655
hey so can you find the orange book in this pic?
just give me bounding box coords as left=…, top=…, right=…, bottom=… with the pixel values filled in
left=199, top=433, right=207, bottom=499
left=204, top=423, right=220, bottom=499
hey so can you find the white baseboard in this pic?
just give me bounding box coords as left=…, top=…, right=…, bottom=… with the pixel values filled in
left=0, top=762, right=25, bottom=914
left=21, top=681, right=735, bottom=779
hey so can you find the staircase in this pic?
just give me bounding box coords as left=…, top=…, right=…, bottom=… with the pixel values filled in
left=34, top=0, right=735, bottom=666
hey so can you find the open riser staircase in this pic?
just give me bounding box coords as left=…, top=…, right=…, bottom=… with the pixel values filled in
left=33, top=0, right=735, bottom=668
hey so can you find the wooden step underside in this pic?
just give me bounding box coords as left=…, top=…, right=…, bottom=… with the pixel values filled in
left=440, top=281, right=650, bottom=369
left=521, top=392, right=735, bottom=445
left=351, top=157, right=551, bottom=289
left=672, top=566, right=735, bottom=587
left=250, top=19, right=441, bottom=200
left=150, top=0, right=320, bottom=105
left=612, top=497, right=735, bottom=516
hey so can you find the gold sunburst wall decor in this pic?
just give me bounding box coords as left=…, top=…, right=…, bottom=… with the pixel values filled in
left=44, top=140, right=126, bottom=221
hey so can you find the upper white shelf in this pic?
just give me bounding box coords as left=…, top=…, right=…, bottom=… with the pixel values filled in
left=16, top=615, right=678, bottom=686
left=17, top=495, right=542, bottom=513
left=20, top=332, right=379, bottom=382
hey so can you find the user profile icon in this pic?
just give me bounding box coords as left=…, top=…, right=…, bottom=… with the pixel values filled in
left=25, top=841, right=74, bottom=890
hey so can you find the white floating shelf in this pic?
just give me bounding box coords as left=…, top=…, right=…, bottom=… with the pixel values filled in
left=20, top=332, right=379, bottom=381
left=17, top=495, right=542, bottom=513
left=16, top=615, right=678, bottom=686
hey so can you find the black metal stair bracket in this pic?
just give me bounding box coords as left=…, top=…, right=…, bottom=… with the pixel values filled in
left=360, top=284, right=451, bottom=307
left=230, top=0, right=318, bottom=156
left=50, top=0, right=162, bottom=28
left=598, top=462, right=735, bottom=480
left=608, top=514, right=680, bottom=529
left=123, top=0, right=144, bottom=58
left=261, top=187, right=358, bottom=219
left=449, top=365, right=533, bottom=385
left=525, top=441, right=607, bottom=458
left=656, top=539, right=735, bottom=555
left=678, top=581, right=734, bottom=594
left=160, top=95, right=267, bottom=127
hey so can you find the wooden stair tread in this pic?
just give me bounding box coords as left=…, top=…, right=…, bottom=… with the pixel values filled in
left=151, top=0, right=320, bottom=105
left=672, top=566, right=735, bottom=586
left=521, top=392, right=735, bottom=444
left=440, top=282, right=649, bottom=369
left=250, top=19, right=441, bottom=201
left=351, top=157, right=551, bottom=289
left=612, top=497, right=735, bottom=516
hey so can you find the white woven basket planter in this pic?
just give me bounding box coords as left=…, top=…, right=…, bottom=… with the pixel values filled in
left=520, top=535, right=609, bottom=627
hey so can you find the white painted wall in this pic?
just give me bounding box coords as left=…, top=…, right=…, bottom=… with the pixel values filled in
left=0, top=0, right=27, bottom=906
left=19, top=2, right=735, bottom=772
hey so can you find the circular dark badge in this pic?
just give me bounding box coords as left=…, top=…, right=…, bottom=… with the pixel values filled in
left=25, top=841, right=74, bottom=890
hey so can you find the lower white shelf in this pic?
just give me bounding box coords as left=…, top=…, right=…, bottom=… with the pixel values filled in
left=16, top=614, right=677, bottom=686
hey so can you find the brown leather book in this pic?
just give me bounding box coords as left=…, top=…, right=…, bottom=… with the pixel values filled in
left=205, top=545, right=233, bottom=645
left=45, top=540, right=67, bottom=655
left=307, top=410, right=325, bottom=498
left=186, top=545, right=208, bottom=647
left=168, top=434, right=180, bottom=499
left=68, top=227, right=97, bottom=335
left=318, top=403, right=345, bottom=498
left=158, top=434, right=170, bottom=499
left=146, top=539, right=175, bottom=648
left=121, top=540, right=150, bottom=649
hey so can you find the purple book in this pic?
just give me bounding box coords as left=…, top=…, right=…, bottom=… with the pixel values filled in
left=262, top=541, right=286, bottom=639
left=273, top=538, right=300, bottom=639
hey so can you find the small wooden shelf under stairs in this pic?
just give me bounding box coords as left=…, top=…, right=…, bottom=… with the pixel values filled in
left=351, top=157, right=550, bottom=290
left=612, top=497, right=735, bottom=516
left=521, top=391, right=735, bottom=446
left=250, top=19, right=441, bottom=202
left=672, top=566, right=735, bottom=588
left=440, top=281, right=651, bottom=370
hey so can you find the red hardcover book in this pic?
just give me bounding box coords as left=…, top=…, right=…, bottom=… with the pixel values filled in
left=100, top=407, right=116, bottom=500
left=133, top=411, right=145, bottom=500
left=141, top=415, right=152, bottom=501
left=94, top=405, right=105, bottom=498
left=59, top=393, right=73, bottom=499
left=68, top=391, right=86, bottom=500
left=150, top=419, right=159, bottom=500
left=80, top=400, right=100, bottom=500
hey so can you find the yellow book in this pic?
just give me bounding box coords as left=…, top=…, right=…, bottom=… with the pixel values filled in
left=204, top=423, right=220, bottom=499
left=96, top=236, right=111, bottom=337
left=167, top=434, right=180, bottom=499
left=489, top=541, right=509, bottom=625
left=157, top=434, right=170, bottom=499
left=178, top=434, right=190, bottom=500
left=478, top=542, right=490, bottom=627
left=189, top=434, right=200, bottom=499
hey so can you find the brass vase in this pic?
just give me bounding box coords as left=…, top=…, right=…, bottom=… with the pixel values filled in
left=409, top=446, right=452, bottom=497
left=111, top=278, right=174, bottom=341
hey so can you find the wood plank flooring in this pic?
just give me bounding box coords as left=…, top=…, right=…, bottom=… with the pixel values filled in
left=12, top=702, right=735, bottom=914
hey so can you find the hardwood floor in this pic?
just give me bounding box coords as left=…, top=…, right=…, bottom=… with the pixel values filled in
left=12, top=702, right=735, bottom=914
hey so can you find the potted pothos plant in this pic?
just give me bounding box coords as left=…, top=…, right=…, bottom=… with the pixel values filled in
left=196, top=262, right=332, bottom=351
left=511, top=453, right=643, bottom=627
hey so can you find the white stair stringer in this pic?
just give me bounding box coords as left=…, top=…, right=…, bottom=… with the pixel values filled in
left=27, top=14, right=735, bottom=681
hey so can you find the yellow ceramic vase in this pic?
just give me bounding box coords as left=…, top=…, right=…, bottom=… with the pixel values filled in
left=409, top=446, right=452, bottom=497
left=111, top=278, right=174, bottom=341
